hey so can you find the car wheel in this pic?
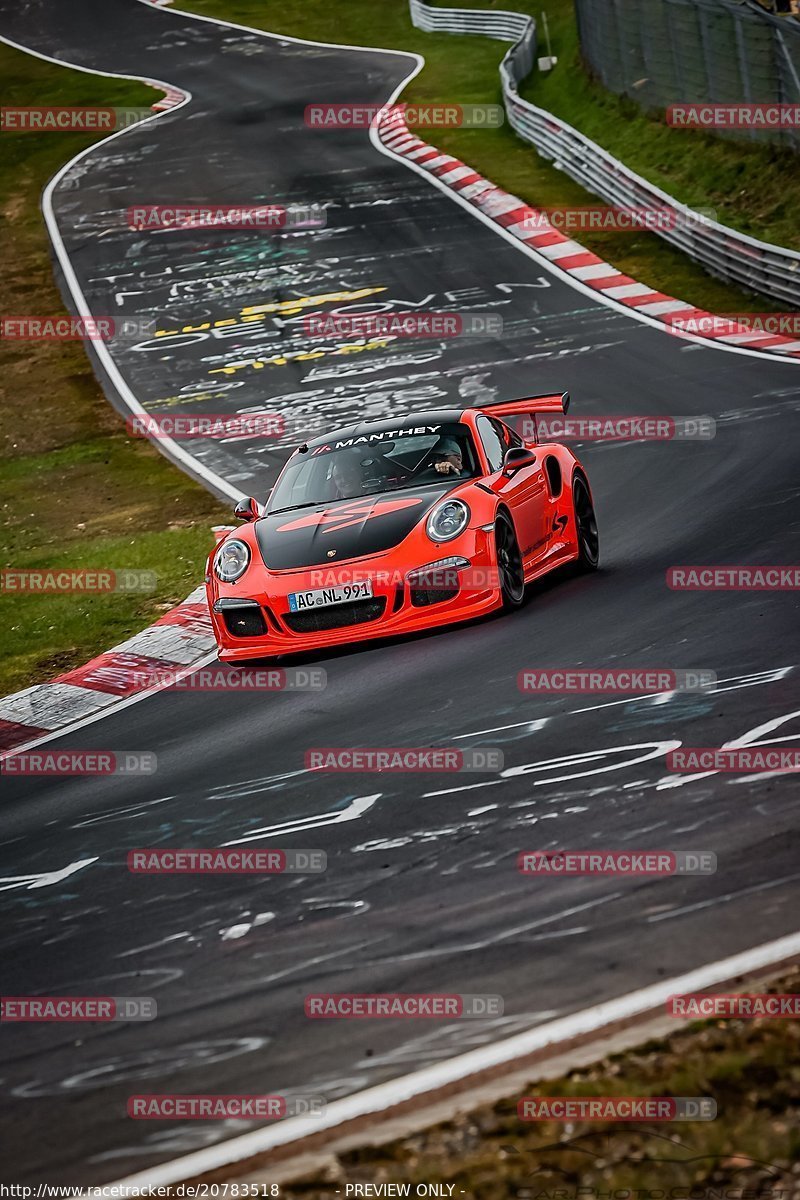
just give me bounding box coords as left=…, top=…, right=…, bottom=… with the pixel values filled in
left=573, top=473, right=599, bottom=571
left=495, top=512, right=525, bottom=609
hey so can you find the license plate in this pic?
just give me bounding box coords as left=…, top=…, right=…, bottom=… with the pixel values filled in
left=288, top=579, right=373, bottom=612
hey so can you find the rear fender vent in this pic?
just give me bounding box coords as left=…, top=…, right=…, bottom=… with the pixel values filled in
left=544, top=455, right=562, bottom=499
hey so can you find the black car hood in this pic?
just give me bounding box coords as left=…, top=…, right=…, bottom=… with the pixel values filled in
left=256, top=486, right=452, bottom=571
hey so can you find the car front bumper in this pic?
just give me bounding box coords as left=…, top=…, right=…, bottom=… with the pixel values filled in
left=207, top=529, right=501, bottom=661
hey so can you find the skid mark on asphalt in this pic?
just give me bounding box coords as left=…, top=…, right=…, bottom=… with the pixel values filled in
left=647, top=870, right=800, bottom=924
left=89, top=1123, right=255, bottom=1164
left=118, top=930, right=196, bottom=957
left=1, top=670, right=795, bottom=916
left=11, top=1037, right=270, bottom=1098
left=377, top=892, right=623, bottom=962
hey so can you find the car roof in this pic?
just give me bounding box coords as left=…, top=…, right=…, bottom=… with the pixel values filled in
left=304, top=409, right=467, bottom=448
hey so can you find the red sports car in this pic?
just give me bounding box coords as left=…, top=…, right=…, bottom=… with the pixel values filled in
left=206, top=393, right=598, bottom=661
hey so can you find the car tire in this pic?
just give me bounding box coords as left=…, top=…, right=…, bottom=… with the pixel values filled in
left=495, top=511, right=526, bottom=610
left=573, top=472, right=599, bottom=572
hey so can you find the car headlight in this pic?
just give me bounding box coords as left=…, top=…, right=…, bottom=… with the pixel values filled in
left=213, top=538, right=251, bottom=583
left=426, top=499, right=470, bottom=543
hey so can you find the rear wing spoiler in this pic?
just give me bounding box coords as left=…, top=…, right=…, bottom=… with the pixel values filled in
left=478, top=391, right=570, bottom=418
left=476, top=392, right=570, bottom=444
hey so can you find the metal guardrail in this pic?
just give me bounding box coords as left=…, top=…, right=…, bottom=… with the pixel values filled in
left=408, top=0, right=800, bottom=306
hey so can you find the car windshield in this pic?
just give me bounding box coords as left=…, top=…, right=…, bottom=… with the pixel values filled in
left=267, top=422, right=478, bottom=511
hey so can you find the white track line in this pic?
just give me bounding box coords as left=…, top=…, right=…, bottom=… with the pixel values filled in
left=136, top=0, right=800, bottom=364
left=0, top=2, right=793, bottom=750
left=0, top=651, right=219, bottom=757
left=133, top=0, right=424, bottom=59
left=0, top=33, right=246, bottom=502
left=370, top=117, right=800, bottom=365
left=0, top=12, right=423, bottom=504
left=1, top=0, right=795, bottom=544
left=4, top=12, right=800, bottom=1191
left=0, top=18, right=422, bottom=747
left=110, top=929, right=800, bottom=1188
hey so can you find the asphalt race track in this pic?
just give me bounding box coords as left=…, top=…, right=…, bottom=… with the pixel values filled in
left=1, top=0, right=799, bottom=1184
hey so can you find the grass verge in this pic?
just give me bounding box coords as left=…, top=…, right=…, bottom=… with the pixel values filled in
left=179, top=0, right=791, bottom=313
left=0, top=42, right=230, bottom=697
left=3, top=1, right=795, bottom=693
left=515, top=0, right=800, bottom=253
left=281, top=967, right=800, bottom=1196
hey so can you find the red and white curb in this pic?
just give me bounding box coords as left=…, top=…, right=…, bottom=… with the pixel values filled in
left=141, top=2, right=185, bottom=109
left=0, top=585, right=215, bottom=754
left=149, top=82, right=185, bottom=110
left=376, top=109, right=800, bottom=359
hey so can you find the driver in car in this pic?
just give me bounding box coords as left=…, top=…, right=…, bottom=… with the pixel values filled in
left=432, top=438, right=465, bottom=476
left=330, top=453, right=366, bottom=499
left=412, top=436, right=468, bottom=484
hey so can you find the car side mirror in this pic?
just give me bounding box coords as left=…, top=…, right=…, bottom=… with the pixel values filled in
left=502, top=446, right=537, bottom=476
left=234, top=496, right=260, bottom=522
